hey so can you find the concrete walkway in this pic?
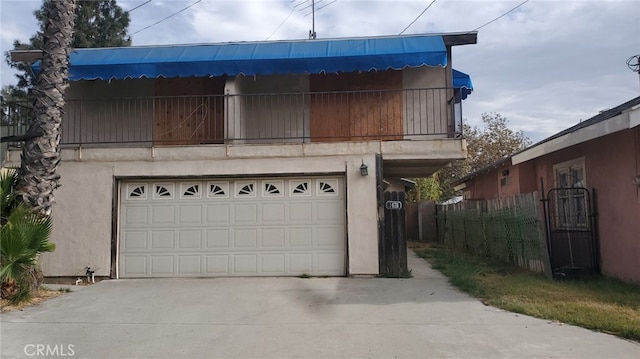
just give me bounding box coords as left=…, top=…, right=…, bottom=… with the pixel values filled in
left=1, top=250, right=638, bottom=358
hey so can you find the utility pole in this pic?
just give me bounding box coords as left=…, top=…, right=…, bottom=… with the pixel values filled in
left=309, top=0, right=317, bottom=39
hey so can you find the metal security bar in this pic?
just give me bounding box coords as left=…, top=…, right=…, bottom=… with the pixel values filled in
left=1, top=88, right=463, bottom=147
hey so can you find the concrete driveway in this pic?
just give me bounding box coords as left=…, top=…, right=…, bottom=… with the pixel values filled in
left=2, top=251, right=639, bottom=359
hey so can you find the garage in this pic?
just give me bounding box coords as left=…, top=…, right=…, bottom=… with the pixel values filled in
left=118, top=176, right=346, bottom=277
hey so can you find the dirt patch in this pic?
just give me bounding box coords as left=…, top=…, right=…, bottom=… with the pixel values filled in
left=0, top=287, right=66, bottom=314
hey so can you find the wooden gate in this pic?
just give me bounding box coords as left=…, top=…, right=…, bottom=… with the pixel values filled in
left=378, top=190, right=409, bottom=277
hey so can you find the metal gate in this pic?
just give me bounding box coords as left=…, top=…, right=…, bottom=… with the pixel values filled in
left=543, top=187, right=599, bottom=279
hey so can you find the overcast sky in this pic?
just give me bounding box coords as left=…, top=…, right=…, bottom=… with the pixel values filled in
left=1, top=0, right=639, bottom=142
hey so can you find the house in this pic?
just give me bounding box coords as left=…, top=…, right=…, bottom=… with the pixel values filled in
left=455, top=96, right=640, bottom=283
left=3, top=33, right=477, bottom=278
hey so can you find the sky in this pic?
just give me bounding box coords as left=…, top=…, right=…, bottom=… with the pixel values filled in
left=1, top=0, right=639, bottom=142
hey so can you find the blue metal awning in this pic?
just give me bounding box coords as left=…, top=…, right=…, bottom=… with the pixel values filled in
left=35, top=34, right=449, bottom=80
left=453, top=69, right=473, bottom=100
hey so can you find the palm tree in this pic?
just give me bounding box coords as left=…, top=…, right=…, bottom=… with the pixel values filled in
left=18, top=0, right=76, bottom=216
left=1, top=169, right=55, bottom=303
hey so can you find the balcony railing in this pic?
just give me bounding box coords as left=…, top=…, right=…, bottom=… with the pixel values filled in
left=1, top=88, right=463, bottom=147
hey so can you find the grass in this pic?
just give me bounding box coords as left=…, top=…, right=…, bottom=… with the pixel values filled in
left=410, top=241, right=640, bottom=342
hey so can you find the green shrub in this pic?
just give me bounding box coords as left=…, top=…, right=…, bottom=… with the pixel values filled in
left=0, top=169, right=55, bottom=303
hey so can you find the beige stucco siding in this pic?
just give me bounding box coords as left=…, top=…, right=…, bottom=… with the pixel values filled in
left=7, top=148, right=379, bottom=277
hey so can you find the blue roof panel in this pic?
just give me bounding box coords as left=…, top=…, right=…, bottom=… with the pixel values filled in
left=44, top=34, right=449, bottom=80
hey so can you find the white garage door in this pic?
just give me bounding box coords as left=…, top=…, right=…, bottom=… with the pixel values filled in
left=119, top=177, right=346, bottom=277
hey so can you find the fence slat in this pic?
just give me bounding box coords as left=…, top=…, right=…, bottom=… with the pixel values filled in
left=435, top=192, right=551, bottom=277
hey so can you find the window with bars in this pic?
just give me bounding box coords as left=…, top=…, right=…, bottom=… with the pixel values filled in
left=553, top=158, right=588, bottom=229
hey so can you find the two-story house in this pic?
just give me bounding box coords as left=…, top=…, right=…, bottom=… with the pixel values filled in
left=4, top=32, right=476, bottom=279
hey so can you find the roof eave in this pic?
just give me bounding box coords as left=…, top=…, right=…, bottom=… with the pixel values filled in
left=512, top=96, right=640, bottom=164
left=442, top=32, right=478, bottom=47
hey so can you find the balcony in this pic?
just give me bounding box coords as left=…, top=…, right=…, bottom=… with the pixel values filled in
left=1, top=88, right=463, bottom=148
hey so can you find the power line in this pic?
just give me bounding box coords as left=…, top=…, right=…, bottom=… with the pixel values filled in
left=399, top=0, right=437, bottom=35
left=472, top=0, right=529, bottom=31
left=126, top=0, right=152, bottom=14
left=265, top=0, right=309, bottom=40
left=266, top=7, right=297, bottom=40
left=303, top=0, right=336, bottom=17
left=130, top=0, right=202, bottom=36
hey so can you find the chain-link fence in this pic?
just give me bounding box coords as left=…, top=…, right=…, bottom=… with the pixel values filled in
left=436, top=192, right=551, bottom=276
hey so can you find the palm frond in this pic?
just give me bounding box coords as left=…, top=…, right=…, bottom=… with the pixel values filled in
left=0, top=168, right=20, bottom=223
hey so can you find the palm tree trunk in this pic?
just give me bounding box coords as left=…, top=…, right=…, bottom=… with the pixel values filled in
left=19, top=0, right=76, bottom=216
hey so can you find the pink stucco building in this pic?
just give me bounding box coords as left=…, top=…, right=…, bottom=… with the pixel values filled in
left=456, top=97, right=640, bottom=283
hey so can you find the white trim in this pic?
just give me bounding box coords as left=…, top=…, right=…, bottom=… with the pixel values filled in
left=513, top=111, right=631, bottom=165
left=630, top=105, right=640, bottom=129
left=552, top=157, right=586, bottom=187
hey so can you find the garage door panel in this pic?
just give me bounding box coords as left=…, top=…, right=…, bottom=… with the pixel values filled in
left=120, top=177, right=345, bottom=278
left=317, top=227, right=346, bottom=248
left=205, top=255, right=230, bottom=274
left=289, top=202, right=313, bottom=222
left=150, top=230, right=175, bottom=250
left=206, top=204, right=230, bottom=223
left=124, top=206, right=148, bottom=225
left=317, top=252, right=345, bottom=274
left=262, top=228, right=286, bottom=248
left=234, top=204, right=258, bottom=223
left=179, top=205, right=203, bottom=224
left=122, top=255, right=147, bottom=275
left=205, top=229, right=230, bottom=248
left=317, top=201, right=345, bottom=222
left=290, top=228, right=313, bottom=248
left=233, top=254, right=258, bottom=274
left=150, top=256, right=174, bottom=275
left=152, top=183, right=175, bottom=199
left=178, top=255, right=202, bottom=275
left=262, top=203, right=286, bottom=222
left=289, top=253, right=313, bottom=273
left=234, top=229, right=258, bottom=248
left=122, top=231, right=148, bottom=251
left=151, top=206, right=175, bottom=224
left=261, top=254, right=286, bottom=273
left=178, top=230, right=202, bottom=250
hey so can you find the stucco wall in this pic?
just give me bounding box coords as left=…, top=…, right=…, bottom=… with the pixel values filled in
left=5, top=147, right=379, bottom=277
left=462, top=127, right=640, bottom=283
left=534, top=129, right=640, bottom=283
left=517, top=161, right=537, bottom=193
left=497, top=163, right=521, bottom=198
left=466, top=167, right=500, bottom=199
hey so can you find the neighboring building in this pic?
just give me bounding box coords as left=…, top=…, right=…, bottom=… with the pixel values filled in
left=3, top=33, right=476, bottom=278
left=455, top=97, right=640, bottom=283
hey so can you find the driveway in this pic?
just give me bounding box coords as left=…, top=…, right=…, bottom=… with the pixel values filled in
left=1, top=251, right=639, bottom=359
